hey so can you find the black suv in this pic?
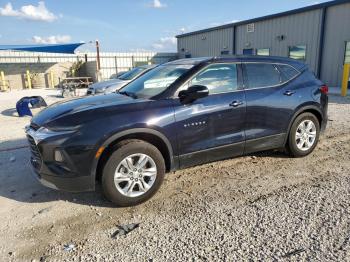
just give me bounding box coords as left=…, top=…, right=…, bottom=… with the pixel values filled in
left=26, top=56, right=328, bottom=206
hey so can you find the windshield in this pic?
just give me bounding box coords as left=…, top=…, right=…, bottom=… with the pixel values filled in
left=118, top=67, right=146, bottom=80
left=119, top=64, right=193, bottom=98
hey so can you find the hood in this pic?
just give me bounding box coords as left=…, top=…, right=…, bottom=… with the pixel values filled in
left=32, top=93, right=142, bottom=127
left=89, top=79, right=128, bottom=90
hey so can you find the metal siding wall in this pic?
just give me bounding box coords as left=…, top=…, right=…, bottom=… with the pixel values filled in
left=321, top=3, right=350, bottom=86
left=177, top=27, right=234, bottom=58
left=0, top=51, right=177, bottom=80
left=235, top=9, right=323, bottom=73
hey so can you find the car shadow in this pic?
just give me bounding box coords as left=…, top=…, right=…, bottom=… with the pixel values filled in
left=0, top=137, right=293, bottom=208
left=0, top=138, right=114, bottom=208
left=248, top=150, right=290, bottom=159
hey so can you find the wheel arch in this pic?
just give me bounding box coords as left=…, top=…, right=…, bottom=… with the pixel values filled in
left=91, top=128, right=176, bottom=182
left=284, top=105, right=323, bottom=145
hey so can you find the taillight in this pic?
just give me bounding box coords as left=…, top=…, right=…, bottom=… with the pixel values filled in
left=320, top=85, right=328, bottom=94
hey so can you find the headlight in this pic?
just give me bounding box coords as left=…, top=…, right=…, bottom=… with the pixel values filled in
left=26, top=126, right=76, bottom=144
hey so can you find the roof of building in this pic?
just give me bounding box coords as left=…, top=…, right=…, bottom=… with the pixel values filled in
left=176, top=0, right=350, bottom=38
left=0, top=43, right=84, bottom=54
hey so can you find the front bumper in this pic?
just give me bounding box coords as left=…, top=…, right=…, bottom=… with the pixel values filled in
left=29, top=162, right=94, bottom=192
left=26, top=126, right=96, bottom=192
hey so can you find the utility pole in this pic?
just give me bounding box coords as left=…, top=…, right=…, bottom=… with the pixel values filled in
left=95, top=40, right=101, bottom=81
left=96, top=40, right=101, bottom=71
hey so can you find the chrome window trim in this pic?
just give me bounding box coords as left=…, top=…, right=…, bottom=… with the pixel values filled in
left=242, top=62, right=301, bottom=90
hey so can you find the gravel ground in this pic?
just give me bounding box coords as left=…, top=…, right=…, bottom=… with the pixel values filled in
left=0, top=89, right=349, bottom=261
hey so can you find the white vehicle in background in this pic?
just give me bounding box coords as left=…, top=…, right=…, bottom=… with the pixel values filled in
left=86, top=65, right=157, bottom=95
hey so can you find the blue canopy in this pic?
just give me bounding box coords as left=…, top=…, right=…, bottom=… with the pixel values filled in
left=0, top=43, right=84, bottom=54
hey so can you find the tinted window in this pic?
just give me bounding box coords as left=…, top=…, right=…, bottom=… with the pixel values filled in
left=119, top=67, right=146, bottom=80
left=289, top=45, right=306, bottom=61
left=245, top=63, right=281, bottom=88
left=278, top=64, right=299, bottom=81
left=243, top=49, right=254, bottom=55
left=190, top=63, right=238, bottom=94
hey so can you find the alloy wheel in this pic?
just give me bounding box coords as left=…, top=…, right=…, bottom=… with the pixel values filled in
left=113, top=153, right=157, bottom=197
left=295, top=119, right=317, bottom=151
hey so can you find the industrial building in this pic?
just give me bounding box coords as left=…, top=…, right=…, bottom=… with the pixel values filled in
left=176, top=0, right=350, bottom=87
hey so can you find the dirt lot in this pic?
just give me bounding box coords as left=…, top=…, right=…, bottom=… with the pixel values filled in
left=0, top=89, right=349, bottom=261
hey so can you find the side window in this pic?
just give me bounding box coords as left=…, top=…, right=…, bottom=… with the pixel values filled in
left=244, top=63, right=281, bottom=89
left=190, top=63, right=238, bottom=94
left=278, top=64, right=300, bottom=82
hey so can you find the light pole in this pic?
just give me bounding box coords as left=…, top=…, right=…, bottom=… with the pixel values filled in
left=96, top=39, right=101, bottom=72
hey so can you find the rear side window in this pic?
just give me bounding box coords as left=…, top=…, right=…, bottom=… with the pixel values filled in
left=278, top=64, right=300, bottom=81
left=244, top=63, right=281, bottom=89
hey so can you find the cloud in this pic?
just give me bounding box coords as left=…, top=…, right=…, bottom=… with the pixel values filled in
left=150, top=0, right=167, bottom=8
left=209, top=20, right=239, bottom=27
left=0, top=1, right=58, bottom=22
left=32, top=35, right=71, bottom=44
left=152, top=36, right=176, bottom=51
left=179, top=27, right=186, bottom=33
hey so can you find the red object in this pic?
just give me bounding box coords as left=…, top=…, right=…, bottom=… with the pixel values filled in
left=320, top=85, right=328, bottom=94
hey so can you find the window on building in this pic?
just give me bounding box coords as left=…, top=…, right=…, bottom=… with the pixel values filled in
left=243, top=49, right=254, bottom=55
left=190, top=63, right=238, bottom=94
left=245, top=63, right=282, bottom=89
left=221, top=50, right=230, bottom=55
left=345, top=41, right=350, bottom=64
left=247, top=23, right=255, bottom=33
left=256, top=48, right=270, bottom=56
left=289, top=45, right=306, bottom=61
left=185, top=54, right=192, bottom=58
left=278, top=64, right=300, bottom=82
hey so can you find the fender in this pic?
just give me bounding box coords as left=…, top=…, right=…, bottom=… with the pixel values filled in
left=283, top=103, right=323, bottom=145
left=90, top=128, right=176, bottom=181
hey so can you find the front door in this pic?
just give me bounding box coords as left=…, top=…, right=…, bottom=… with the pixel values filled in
left=173, top=63, right=246, bottom=168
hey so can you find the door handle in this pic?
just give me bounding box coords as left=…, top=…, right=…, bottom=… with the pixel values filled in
left=284, top=90, right=295, bottom=96
left=229, top=100, right=244, bottom=107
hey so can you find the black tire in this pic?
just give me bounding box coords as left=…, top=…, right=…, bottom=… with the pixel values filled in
left=287, top=112, right=320, bottom=157
left=102, top=139, right=165, bottom=207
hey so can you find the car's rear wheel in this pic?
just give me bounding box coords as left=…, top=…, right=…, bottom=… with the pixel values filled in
left=287, top=112, right=320, bottom=157
left=102, top=139, right=165, bottom=206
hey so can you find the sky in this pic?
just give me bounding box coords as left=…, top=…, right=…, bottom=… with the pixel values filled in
left=0, top=0, right=329, bottom=52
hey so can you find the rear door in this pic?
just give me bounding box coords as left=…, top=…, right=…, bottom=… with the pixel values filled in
left=242, top=62, right=301, bottom=153
left=173, top=63, right=246, bottom=167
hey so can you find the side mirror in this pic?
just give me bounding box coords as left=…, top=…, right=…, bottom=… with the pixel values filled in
left=178, top=85, right=209, bottom=104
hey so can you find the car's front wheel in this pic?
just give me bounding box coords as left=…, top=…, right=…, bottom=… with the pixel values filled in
left=287, top=112, right=320, bottom=157
left=102, top=139, right=165, bottom=206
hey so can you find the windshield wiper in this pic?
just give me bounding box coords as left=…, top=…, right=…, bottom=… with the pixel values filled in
left=118, top=91, right=138, bottom=99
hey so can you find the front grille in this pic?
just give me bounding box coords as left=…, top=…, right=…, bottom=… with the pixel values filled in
left=27, top=134, right=42, bottom=170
